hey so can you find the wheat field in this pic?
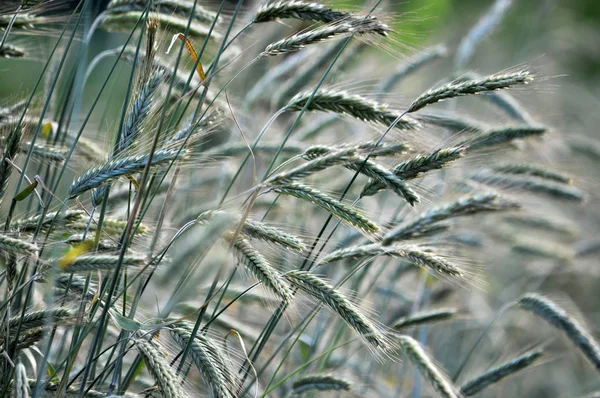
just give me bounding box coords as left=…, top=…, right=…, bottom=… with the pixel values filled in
left=0, top=0, right=598, bottom=397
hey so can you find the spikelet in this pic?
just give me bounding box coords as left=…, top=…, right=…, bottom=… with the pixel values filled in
left=355, top=142, right=411, bottom=157
left=254, top=1, right=350, bottom=24
left=291, top=374, right=352, bottom=394
left=404, top=249, right=462, bottom=277
left=67, top=217, right=148, bottom=236
left=455, top=0, right=513, bottom=68
left=392, top=308, right=457, bottom=330
left=231, top=236, right=294, bottom=302
left=118, top=69, right=164, bottom=154
left=53, top=274, right=97, bottom=299
left=362, top=147, right=463, bottom=197
left=393, top=147, right=464, bottom=180
left=265, top=147, right=356, bottom=185
left=397, top=335, right=459, bottom=398
left=301, top=145, right=418, bottom=203
left=0, top=327, right=43, bottom=351
left=170, top=323, right=237, bottom=398
left=345, top=156, right=420, bottom=205
left=263, top=18, right=389, bottom=55
left=135, top=337, right=189, bottom=397
left=264, top=22, right=354, bottom=55
left=301, top=143, right=410, bottom=160
left=459, top=349, right=544, bottom=396
left=273, top=182, right=380, bottom=234
left=298, top=145, right=418, bottom=203
left=285, top=270, right=389, bottom=350
left=55, top=254, right=146, bottom=273
left=69, top=149, right=183, bottom=198
left=0, top=11, right=50, bottom=31
left=503, top=214, right=578, bottom=237
left=255, top=1, right=390, bottom=34
left=518, top=294, right=600, bottom=372
left=382, top=192, right=519, bottom=244
left=6, top=308, right=73, bottom=333
left=318, top=243, right=463, bottom=276
left=25, top=142, right=66, bottom=162
left=470, top=170, right=584, bottom=201
left=0, top=234, right=38, bottom=255
left=407, top=71, right=532, bottom=112
left=464, top=125, right=546, bottom=150
left=14, top=210, right=86, bottom=232
left=493, top=163, right=571, bottom=184
left=413, top=112, right=486, bottom=133
left=242, top=219, right=306, bottom=252
left=14, top=328, right=44, bottom=350
left=285, top=89, right=418, bottom=130
left=569, top=137, right=600, bottom=161
left=318, top=242, right=385, bottom=265
left=512, top=238, right=573, bottom=263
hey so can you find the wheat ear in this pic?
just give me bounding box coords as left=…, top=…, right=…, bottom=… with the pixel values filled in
left=397, top=335, right=459, bottom=398
left=408, top=71, right=532, bottom=112
left=362, top=147, right=463, bottom=197
left=254, top=1, right=350, bottom=24
left=382, top=192, right=519, bottom=244
left=6, top=308, right=73, bottom=333
left=518, top=294, right=600, bottom=372
left=285, top=88, right=418, bottom=130
left=170, top=323, right=236, bottom=398
left=459, top=349, right=544, bottom=396
left=319, top=244, right=462, bottom=277
left=470, top=170, right=584, bottom=201
left=291, top=374, right=352, bottom=394
left=464, top=125, right=546, bottom=150
left=302, top=145, right=418, bottom=204
left=69, top=149, right=183, bottom=198
left=135, top=338, right=189, bottom=398
left=285, top=270, right=389, bottom=350
left=0, top=234, right=38, bottom=255
left=493, top=163, right=571, bottom=184
left=264, top=147, right=356, bottom=185
left=14, top=209, right=85, bottom=232
left=273, top=182, right=380, bottom=234
left=231, top=236, right=294, bottom=302
left=242, top=219, right=306, bottom=252
left=392, top=308, right=457, bottom=330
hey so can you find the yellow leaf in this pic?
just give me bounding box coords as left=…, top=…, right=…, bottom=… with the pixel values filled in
left=59, top=240, right=93, bottom=269
left=41, top=122, right=54, bottom=139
